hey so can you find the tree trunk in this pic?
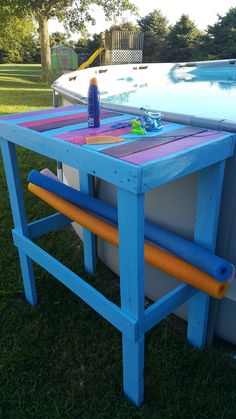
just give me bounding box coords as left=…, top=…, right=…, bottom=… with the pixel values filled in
left=38, top=15, right=52, bottom=85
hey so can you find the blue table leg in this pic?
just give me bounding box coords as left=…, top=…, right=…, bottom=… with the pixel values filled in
left=0, top=140, right=37, bottom=306
left=187, top=161, right=225, bottom=348
left=79, top=170, right=96, bottom=274
left=118, top=188, right=145, bottom=406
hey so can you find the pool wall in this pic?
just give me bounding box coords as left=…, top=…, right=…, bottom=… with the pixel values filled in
left=52, top=60, right=236, bottom=345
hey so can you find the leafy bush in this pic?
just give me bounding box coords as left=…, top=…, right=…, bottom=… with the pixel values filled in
left=0, top=48, right=10, bottom=64
left=0, top=6, right=38, bottom=63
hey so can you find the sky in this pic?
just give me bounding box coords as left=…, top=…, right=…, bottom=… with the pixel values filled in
left=48, top=0, right=236, bottom=38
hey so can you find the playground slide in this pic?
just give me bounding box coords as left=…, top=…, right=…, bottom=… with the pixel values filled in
left=78, top=48, right=104, bottom=70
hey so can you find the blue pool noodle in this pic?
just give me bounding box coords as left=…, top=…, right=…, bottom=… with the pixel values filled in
left=28, top=169, right=233, bottom=282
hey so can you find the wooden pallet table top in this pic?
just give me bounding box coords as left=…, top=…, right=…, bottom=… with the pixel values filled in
left=0, top=104, right=235, bottom=193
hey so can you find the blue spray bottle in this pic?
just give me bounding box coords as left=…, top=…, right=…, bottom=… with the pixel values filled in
left=88, top=77, right=100, bottom=128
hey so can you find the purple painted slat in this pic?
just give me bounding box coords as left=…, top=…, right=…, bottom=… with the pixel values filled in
left=27, top=117, right=89, bottom=132
left=26, top=112, right=122, bottom=132
left=57, top=126, right=131, bottom=145
left=55, top=121, right=132, bottom=140
left=121, top=131, right=224, bottom=165
left=55, top=119, right=168, bottom=140
left=0, top=105, right=83, bottom=121
left=101, top=127, right=206, bottom=158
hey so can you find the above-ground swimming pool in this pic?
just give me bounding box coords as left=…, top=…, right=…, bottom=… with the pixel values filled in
left=52, top=60, right=236, bottom=345
left=53, top=60, right=236, bottom=127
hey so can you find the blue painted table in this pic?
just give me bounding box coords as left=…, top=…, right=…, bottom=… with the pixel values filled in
left=0, top=104, right=235, bottom=406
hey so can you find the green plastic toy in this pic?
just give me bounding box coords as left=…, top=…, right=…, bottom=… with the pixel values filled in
left=130, top=119, right=146, bottom=135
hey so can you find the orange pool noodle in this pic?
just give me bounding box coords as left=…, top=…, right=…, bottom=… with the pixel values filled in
left=28, top=183, right=228, bottom=299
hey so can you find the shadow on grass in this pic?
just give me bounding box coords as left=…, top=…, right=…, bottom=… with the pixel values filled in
left=0, top=69, right=41, bottom=74
left=0, top=65, right=41, bottom=71
left=0, top=73, right=41, bottom=79
left=0, top=80, right=47, bottom=89
left=0, top=64, right=52, bottom=114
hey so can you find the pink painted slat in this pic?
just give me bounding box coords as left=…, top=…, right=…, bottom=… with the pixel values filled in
left=29, top=112, right=122, bottom=132
left=62, top=137, right=86, bottom=145
left=121, top=131, right=224, bottom=165
left=20, top=111, right=90, bottom=128
left=0, top=105, right=83, bottom=121
left=20, top=111, right=122, bottom=132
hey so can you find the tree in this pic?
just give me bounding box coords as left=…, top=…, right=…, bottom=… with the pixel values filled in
left=2, top=0, right=137, bottom=84
left=138, top=10, right=169, bottom=62
left=0, top=6, right=37, bottom=63
left=76, top=34, right=100, bottom=54
left=108, top=21, right=139, bottom=32
left=74, top=33, right=100, bottom=67
left=206, top=7, right=236, bottom=59
left=165, top=14, right=204, bottom=62
left=50, top=32, right=69, bottom=47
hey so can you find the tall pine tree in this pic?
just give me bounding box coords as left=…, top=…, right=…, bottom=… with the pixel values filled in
left=165, top=15, right=204, bottom=62
left=138, top=10, right=169, bottom=62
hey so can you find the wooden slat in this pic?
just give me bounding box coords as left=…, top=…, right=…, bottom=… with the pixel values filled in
left=23, top=112, right=122, bottom=132
left=13, top=229, right=138, bottom=341
left=0, top=104, right=82, bottom=121
left=121, top=131, right=224, bottom=165
left=102, top=127, right=206, bottom=158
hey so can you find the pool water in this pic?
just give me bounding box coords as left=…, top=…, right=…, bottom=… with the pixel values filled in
left=102, top=65, right=236, bottom=121
left=54, top=62, right=236, bottom=122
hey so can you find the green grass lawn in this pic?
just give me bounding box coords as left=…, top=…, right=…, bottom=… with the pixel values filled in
left=0, top=64, right=236, bottom=419
left=0, top=64, right=51, bottom=115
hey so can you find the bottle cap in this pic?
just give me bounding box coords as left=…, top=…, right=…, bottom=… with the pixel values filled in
left=90, top=77, right=98, bottom=86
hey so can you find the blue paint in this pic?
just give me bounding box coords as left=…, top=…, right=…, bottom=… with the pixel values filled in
left=118, top=188, right=145, bottom=406
left=84, top=122, right=184, bottom=152
left=28, top=169, right=234, bottom=281
left=0, top=121, right=142, bottom=193
left=144, top=284, right=198, bottom=333
left=42, top=113, right=134, bottom=137
left=28, top=213, right=71, bottom=239
left=79, top=170, right=97, bottom=274
left=9, top=106, right=87, bottom=125
left=13, top=229, right=138, bottom=341
left=0, top=140, right=37, bottom=306
left=141, top=134, right=235, bottom=190
left=1, top=104, right=235, bottom=406
left=187, top=162, right=226, bottom=348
